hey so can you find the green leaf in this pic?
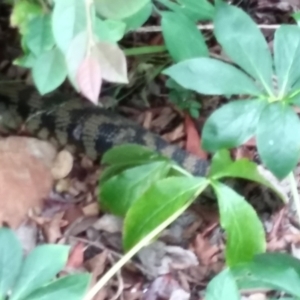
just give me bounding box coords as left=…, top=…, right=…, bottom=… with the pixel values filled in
left=102, top=144, right=167, bottom=165
left=214, top=3, right=273, bottom=95
left=293, top=11, right=300, bottom=25
left=11, top=245, right=70, bottom=300
left=205, top=268, right=240, bottom=300
left=274, top=25, right=300, bottom=97
left=25, top=14, right=54, bottom=56
left=257, top=102, right=300, bottom=179
left=177, top=0, right=215, bottom=22
left=10, top=0, right=43, bottom=34
left=23, top=274, right=91, bottom=300
left=233, top=253, right=300, bottom=297
left=95, top=0, right=150, bottom=19
left=208, top=150, right=287, bottom=202
left=14, top=52, right=36, bottom=68
left=100, top=161, right=171, bottom=216
left=202, top=99, right=266, bottom=152
left=211, top=181, right=266, bottom=266
left=123, top=1, right=152, bottom=32
left=32, top=47, right=67, bottom=94
left=0, top=228, right=22, bottom=298
left=123, top=176, right=208, bottom=251
left=52, top=0, right=86, bottom=53
left=94, top=18, right=126, bottom=43
left=161, top=11, right=208, bottom=62
left=163, top=58, right=261, bottom=95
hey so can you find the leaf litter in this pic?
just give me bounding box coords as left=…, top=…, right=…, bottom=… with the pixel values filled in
left=2, top=1, right=300, bottom=299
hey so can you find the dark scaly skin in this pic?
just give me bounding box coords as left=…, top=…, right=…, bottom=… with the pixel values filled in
left=0, top=81, right=209, bottom=176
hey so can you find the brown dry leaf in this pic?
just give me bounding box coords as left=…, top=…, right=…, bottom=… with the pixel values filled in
left=93, top=214, right=123, bottom=233
left=82, top=202, right=100, bottom=216
left=193, top=233, right=219, bottom=265
left=85, top=250, right=108, bottom=279
left=51, top=150, right=74, bottom=180
left=144, top=275, right=180, bottom=300
left=248, top=293, right=267, bottom=300
left=169, top=289, right=190, bottom=300
left=66, top=242, right=85, bottom=270
left=0, top=137, right=55, bottom=228
left=164, top=246, right=198, bottom=270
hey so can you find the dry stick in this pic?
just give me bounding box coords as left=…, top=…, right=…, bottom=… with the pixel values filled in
left=132, top=23, right=280, bottom=33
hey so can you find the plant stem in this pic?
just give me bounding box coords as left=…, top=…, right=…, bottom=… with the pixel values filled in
left=288, top=171, right=300, bottom=223
left=124, top=45, right=167, bottom=56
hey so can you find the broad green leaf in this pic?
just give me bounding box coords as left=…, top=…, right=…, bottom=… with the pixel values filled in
left=205, top=268, right=240, bottom=300
left=32, top=47, right=67, bottom=95
left=11, top=245, right=70, bottom=300
left=25, top=14, right=54, bottom=56
left=163, top=58, right=261, bottom=95
left=66, top=31, right=88, bottom=90
left=100, top=161, right=171, bottom=216
left=177, top=0, right=215, bottom=22
left=102, top=144, right=166, bottom=165
left=214, top=3, right=273, bottom=95
left=211, top=181, right=266, bottom=266
left=95, top=0, right=150, bottom=19
left=23, top=274, right=91, bottom=300
left=274, top=25, right=300, bottom=97
left=10, top=0, right=43, bottom=34
left=233, top=253, right=300, bottom=297
left=202, top=99, right=266, bottom=152
left=161, top=11, right=208, bottom=62
left=123, top=176, right=208, bottom=251
left=94, top=18, right=126, bottom=43
left=293, top=11, right=300, bottom=25
left=52, top=0, right=86, bottom=53
left=0, top=228, right=22, bottom=298
left=257, top=102, right=300, bottom=179
left=210, top=151, right=288, bottom=202
left=208, top=150, right=287, bottom=202
left=123, top=1, right=152, bottom=32
left=94, top=42, right=128, bottom=83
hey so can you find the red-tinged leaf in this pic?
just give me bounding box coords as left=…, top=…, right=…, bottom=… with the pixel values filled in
left=66, top=242, right=84, bottom=269
left=77, top=55, right=102, bottom=104
left=95, top=42, right=128, bottom=84
left=184, top=114, right=208, bottom=159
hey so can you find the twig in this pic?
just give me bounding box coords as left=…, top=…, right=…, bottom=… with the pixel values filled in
left=132, top=23, right=280, bottom=33
left=288, top=172, right=300, bottom=224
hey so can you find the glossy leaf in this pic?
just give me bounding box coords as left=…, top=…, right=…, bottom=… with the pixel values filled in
left=211, top=181, right=266, bottom=266
left=52, top=0, right=86, bottom=53
left=94, top=42, right=128, bottom=83
left=23, top=274, right=91, bottom=300
left=11, top=245, right=70, bottom=300
left=257, top=102, right=300, bottom=179
left=100, top=161, right=171, bottom=216
left=32, top=47, right=67, bottom=94
left=102, top=144, right=167, bottom=165
left=163, top=58, right=261, bottom=95
left=0, top=228, right=22, bottom=299
left=95, top=0, right=150, bottom=19
left=77, top=54, right=102, bottom=104
left=274, top=25, right=300, bottom=97
left=214, top=3, right=273, bottom=95
left=123, top=1, right=152, bottom=32
left=66, top=31, right=88, bottom=90
left=161, top=11, right=208, bottom=62
left=25, top=14, right=54, bottom=56
left=205, top=268, right=240, bottom=300
left=209, top=150, right=287, bottom=202
left=123, top=176, right=208, bottom=251
left=177, top=0, right=215, bottom=21
left=202, top=99, right=266, bottom=152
